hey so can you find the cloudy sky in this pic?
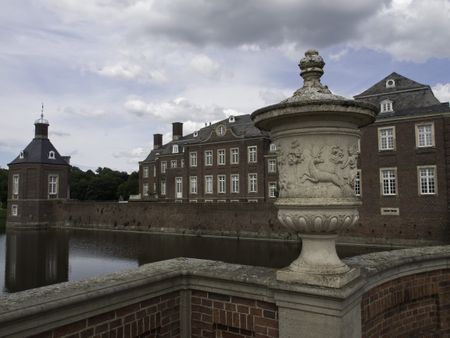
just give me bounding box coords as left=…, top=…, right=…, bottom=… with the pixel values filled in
left=1, top=0, right=449, bottom=172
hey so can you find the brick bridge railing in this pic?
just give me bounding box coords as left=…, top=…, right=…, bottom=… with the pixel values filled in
left=0, top=246, right=449, bottom=338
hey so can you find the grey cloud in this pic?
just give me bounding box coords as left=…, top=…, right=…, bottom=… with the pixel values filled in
left=50, top=131, right=71, bottom=137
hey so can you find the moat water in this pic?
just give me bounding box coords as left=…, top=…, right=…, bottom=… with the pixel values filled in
left=0, top=228, right=393, bottom=294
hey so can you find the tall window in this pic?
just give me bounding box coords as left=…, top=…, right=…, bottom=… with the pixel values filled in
left=248, top=146, right=257, bottom=163
left=190, top=176, right=198, bottom=194
left=416, top=123, right=434, bottom=148
left=172, top=145, right=179, bottom=153
left=143, top=166, right=149, bottom=178
left=218, top=149, right=226, bottom=165
left=268, top=159, right=277, bottom=173
left=190, top=152, right=197, bottom=167
left=161, top=161, right=167, bottom=174
left=218, top=175, right=226, bottom=194
left=354, top=170, right=361, bottom=196
left=160, top=180, right=166, bottom=195
left=418, top=166, right=436, bottom=195
left=143, top=183, right=149, bottom=196
left=231, top=174, right=239, bottom=193
left=268, top=182, right=277, bottom=198
left=248, top=174, right=257, bottom=193
left=175, top=177, right=182, bottom=198
left=205, top=175, right=213, bottom=194
left=171, top=160, right=177, bottom=168
left=230, top=148, right=239, bottom=164
left=48, top=175, right=59, bottom=198
left=205, top=150, right=213, bottom=166
left=181, top=159, right=184, bottom=168
left=378, top=127, right=395, bottom=151
left=380, top=168, right=397, bottom=196
left=380, top=99, right=393, bottom=113
left=12, top=174, right=19, bottom=199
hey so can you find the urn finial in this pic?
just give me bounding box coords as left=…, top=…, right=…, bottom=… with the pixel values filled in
left=299, top=49, right=325, bottom=85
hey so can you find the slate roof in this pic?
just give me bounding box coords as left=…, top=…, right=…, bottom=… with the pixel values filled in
left=9, top=138, right=70, bottom=166
left=141, top=114, right=268, bottom=163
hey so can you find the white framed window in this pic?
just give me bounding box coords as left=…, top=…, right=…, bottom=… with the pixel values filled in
left=416, top=122, right=435, bottom=148
left=269, top=143, right=277, bottom=152
left=229, top=115, right=235, bottom=123
left=19, top=151, right=24, bottom=159
left=218, top=175, right=226, bottom=194
left=205, top=175, right=213, bottom=194
left=190, top=176, right=198, bottom=194
left=385, top=79, right=396, bottom=88
left=205, top=150, right=213, bottom=166
left=193, top=131, right=198, bottom=137
left=153, top=166, right=156, bottom=177
left=175, top=177, right=182, bottom=198
left=218, top=149, right=226, bottom=165
left=268, top=159, right=277, bottom=173
left=143, top=183, right=149, bottom=196
left=248, top=173, right=257, bottom=193
left=190, top=152, right=197, bottom=167
left=48, top=151, right=56, bottom=159
left=380, top=168, right=397, bottom=196
left=12, top=174, right=19, bottom=199
left=11, top=204, right=18, bottom=216
left=378, top=126, right=395, bottom=151
left=231, top=174, right=239, bottom=193
left=143, top=166, right=149, bottom=178
left=160, top=180, right=166, bottom=195
left=248, top=146, right=257, bottom=163
left=172, top=144, right=179, bottom=153
left=418, top=166, right=437, bottom=195
left=171, top=160, right=177, bottom=168
left=161, top=161, right=167, bottom=174
left=216, top=125, right=226, bottom=136
left=354, top=170, right=361, bottom=196
left=380, top=99, right=393, bottom=113
left=48, top=174, right=59, bottom=198
left=268, top=182, right=277, bottom=198
left=230, top=148, right=239, bottom=164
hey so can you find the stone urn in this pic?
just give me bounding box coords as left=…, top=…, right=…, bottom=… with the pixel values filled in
left=251, top=49, right=377, bottom=287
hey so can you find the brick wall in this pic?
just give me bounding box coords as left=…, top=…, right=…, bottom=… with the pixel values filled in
left=361, top=269, right=450, bottom=337
left=191, top=290, right=279, bottom=338
left=31, top=292, right=180, bottom=338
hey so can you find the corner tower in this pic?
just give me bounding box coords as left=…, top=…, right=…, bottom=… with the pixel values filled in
left=7, top=112, right=71, bottom=228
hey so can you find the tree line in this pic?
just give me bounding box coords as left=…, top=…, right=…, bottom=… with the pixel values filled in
left=0, top=166, right=139, bottom=208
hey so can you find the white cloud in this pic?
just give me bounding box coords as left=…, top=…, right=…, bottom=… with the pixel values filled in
left=62, top=106, right=106, bottom=117
left=113, top=147, right=146, bottom=164
left=93, top=62, right=168, bottom=83
left=433, top=83, right=450, bottom=103
left=190, top=55, right=221, bottom=78
left=259, top=89, right=288, bottom=105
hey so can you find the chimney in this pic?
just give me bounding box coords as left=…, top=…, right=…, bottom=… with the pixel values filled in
left=172, top=122, right=183, bottom=140
left=153, top=134, right=163, bottom=149
left=34, top=115, right=49, bottom=139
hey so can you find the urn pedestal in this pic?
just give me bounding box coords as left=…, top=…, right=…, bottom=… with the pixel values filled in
left=252, top=49, right=377, bottom=288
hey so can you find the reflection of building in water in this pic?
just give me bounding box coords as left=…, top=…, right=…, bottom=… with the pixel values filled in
left=4, top=231, right=69, bottom=292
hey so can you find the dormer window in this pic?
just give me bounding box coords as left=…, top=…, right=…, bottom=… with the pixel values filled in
left=172, top=145, right=179, bottom=153
left=229, top=115, right=235, bottom=123
left=380, top=99, right=393, bottom=113
left=48, top=151, right=56, bottom=159
left=216, top=125, right=226, bottom=136
left=386, top=79, right=396, bottom=88
left=269, top=143, right=277, bottom=152
left=193, top=131, right=198, bottom=137
left=19, top=151, right=24, bottom=159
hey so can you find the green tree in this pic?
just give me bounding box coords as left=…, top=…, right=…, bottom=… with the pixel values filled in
left=0, top=168, right=8, bottom=208
left=117, top=171, right=139, bottom=200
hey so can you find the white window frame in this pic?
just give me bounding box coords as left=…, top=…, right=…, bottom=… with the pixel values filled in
left=171, top=160, right=177, bottom=168
left=354, top=169, right=362, bottom=196
left=415, top=122, right=435, bottom=148
left=160, top=180, right=166, bottom=196
left=385, top=79, right=396, bottom=88
left=172, top=144, right=179, bottom=153
left=11, top=204, right=18, bottom=216
left=248, top=146, right=257, bottom=163
left=175, top=177, right=183, bottom=199
left=269, top=143, right=277, bottom=152
left=217, top=149, right=226, bottom=165
left=205, top=150, right=213, bottom=166
left=378, top=126, right=395, bottom=151
left=268, top=182, right=277, bottom=198
left=190, top=152, right=197, bottom=167
left=418, top=165, right=437, bottom=195
left=380, top=99, right=393, bottom=113
left=230, top=148, right=239, bottom=164
left=48, top=174, right=59, bottom=198
left=268, top=159, right=277, bottom=173
left=12, top=174, right=19, bottom=199
left=190, top=176, right=198, bottom=194
left=218, top=175, right=226, bottom=194
left=48, top=151, right=56, bottom=159
left=231, top=174, right=239, bottom=193
left=248, top=173, right=257, bottom=193
left=161, top=161, right=167, bottom=174
left=205, top=175, right=213, bottom=194
left=143, top=183, right=149, bottom=196
left=380, top=168, right=397, bottom=196
left=143, top=166, right=149, bottom=178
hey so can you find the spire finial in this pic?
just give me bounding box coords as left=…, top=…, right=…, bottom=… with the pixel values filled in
left=41, top=102, right=44, bottom=119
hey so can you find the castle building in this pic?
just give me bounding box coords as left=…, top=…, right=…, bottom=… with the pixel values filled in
left=7, top=114, right=71, bottom=228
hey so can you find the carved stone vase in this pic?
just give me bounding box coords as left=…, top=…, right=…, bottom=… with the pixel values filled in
left=252, top=49, right=377, bottom=287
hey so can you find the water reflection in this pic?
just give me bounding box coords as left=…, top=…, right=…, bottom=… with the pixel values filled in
left=1, top=228, right=392, bottom=294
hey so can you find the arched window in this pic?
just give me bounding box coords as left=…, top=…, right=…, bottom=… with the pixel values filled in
left=172, top=145, right=179, bottom=154
left=19, top=151, right=24, bottom=159
left=380, top=100, right=393, bottom=113
left=48, top=151, right=56, bottom=159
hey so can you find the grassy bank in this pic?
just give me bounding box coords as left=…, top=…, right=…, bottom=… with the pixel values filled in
left=0, top=208, right=6, bottom=230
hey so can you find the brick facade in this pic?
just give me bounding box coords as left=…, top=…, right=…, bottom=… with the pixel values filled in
left=190, top=290, right=278, bottom=338
left=361, top=269, right=450, bottom=337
